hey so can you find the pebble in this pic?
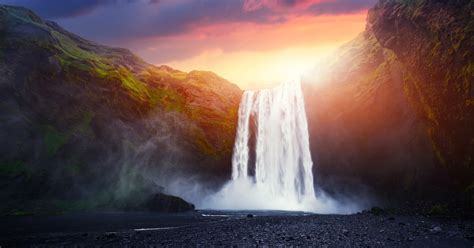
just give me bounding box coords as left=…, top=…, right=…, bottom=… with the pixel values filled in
left=4, top=213, right=473, bottom=247
left=430, top=226, right=442, bottom=233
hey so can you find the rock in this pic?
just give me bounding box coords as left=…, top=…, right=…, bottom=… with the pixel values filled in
left=105, top=232, right=117, bottom=239
left=247, top=214, right=254, bottom=218
left=429, top=226, right=442, bottom=233
left=465, top=234, right=474, bottom=240
left=146, top=193, right=195, bottom=212
left=0, top=4, right=241, bottom=214
left=368, top=0, right=474, bottom=188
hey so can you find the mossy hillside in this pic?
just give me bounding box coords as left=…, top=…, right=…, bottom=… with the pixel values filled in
left=0, top=160, right=30, bottom=178
left=303, top=25, right=443, bottom=200
left=0, top=4, right=243, bottom=213
left=49, top=30, right=178, bottom=108
left=49, top=29, right=238, bottom=148
left=11, top=8, right=237, bottom=158
left=0, top=9, right=187, bottom=114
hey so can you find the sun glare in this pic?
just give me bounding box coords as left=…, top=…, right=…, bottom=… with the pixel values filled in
left=149, top=12, right=368, bottom=90
left=167, top=46, right=335, bottom=90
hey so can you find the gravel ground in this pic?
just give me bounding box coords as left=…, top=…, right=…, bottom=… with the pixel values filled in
left=1, top=211, right=473, bottom=247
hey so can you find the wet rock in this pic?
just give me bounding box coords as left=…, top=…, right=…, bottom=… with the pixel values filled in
left=430, top=226, right=442, bottom=233
left=465, top=234, right=474, bottom=240
left=146, top=193, right=195, bottom=212
left=105, top=232, right=117, bottom=239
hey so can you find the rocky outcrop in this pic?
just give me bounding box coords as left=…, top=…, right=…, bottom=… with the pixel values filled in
left=303, top=32, right=437, bottom=202
left=0, top=5, right=241, bottom=214
left=146, top=193, right=195, bottom=212
left=304, top=0, right=473, bottom=204
left=367, top=0, right=473, bottom=188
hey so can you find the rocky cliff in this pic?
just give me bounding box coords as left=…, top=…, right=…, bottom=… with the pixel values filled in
left=368, top=0, right=473, bottom=188
left=0, top=5, right=241, bottom=214
left=304, top=0, right=473, bottom=206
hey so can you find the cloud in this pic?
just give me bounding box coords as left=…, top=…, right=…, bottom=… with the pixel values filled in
left=306, top=0, right=376, bottom=15
left=0, top=0, right=375, bottom=78
left=0, top=0, right=160, bottom=18
left=242, top=0, right=326, bottom=12
left=0, top=0, right=376, bottom=39
left=0, top=0, right=116, bottom=18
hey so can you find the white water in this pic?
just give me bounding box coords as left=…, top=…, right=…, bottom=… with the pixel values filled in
left=201, top=79, right=359, bottom=213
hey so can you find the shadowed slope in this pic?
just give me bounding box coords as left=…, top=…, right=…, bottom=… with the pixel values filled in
left=0, top=5, right=241, bottom=214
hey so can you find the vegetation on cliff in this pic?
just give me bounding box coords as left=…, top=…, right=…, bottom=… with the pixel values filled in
left=0, top=5, right=241, bottom=214
left=304, top=0, right=473, bottom=210
left=368, top=0, right=473, bottom=188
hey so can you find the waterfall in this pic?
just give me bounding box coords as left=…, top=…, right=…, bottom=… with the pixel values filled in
left=232, top=79, right=316, bottom=204
left=201, top=79, right=360, bottom=213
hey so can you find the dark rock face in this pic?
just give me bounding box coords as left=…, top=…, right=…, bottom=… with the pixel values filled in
left=368, top=0, right=473, bottom=188
left=146, top=193, right=195, bottom=212
left=0, top=5, right=241, bottom=213
left=303, top=32, right=437, bottom=203
left=304, top=0, right=473, bottom=205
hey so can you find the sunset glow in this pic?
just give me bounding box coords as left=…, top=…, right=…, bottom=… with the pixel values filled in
left=147, top=13, right=368, bottom=89
left=2, top=0, right=373, bottom=89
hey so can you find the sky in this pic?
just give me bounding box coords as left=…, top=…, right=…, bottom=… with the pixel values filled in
left=1, top=0, right=375, bottom=89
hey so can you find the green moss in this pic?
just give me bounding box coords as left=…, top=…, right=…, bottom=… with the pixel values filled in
left=10, top=210, right=33, bottom=216
left=152, top=69, right=187, bottom=81
left=462, top=62, right=473, bottom=100
left=116, top=67, right=149, bottom=101
left=49, top=30, right=113, bottom=80
left=428, top=204, right=448, bottom=215
left=65, top=158, right=82, bottom=176
left=42, top=125, right=69, bottom=156
left=427, top=127, right=446, bottom=166
left=149, top=87, right=186, bottom=112
left=193, top=129, right=217, bottom=156
left=0, top=160, right=28, bottom=177
left=367, top=206, right=397, bottom=216
left=52, top=199, right=90, bottom=211
left=397, top=0, right=425, bottom=8
left=74, top=111, right=94, bottom=137
left=52, top=31, right=101, bottom=62
left=95, top=67, right=109, bottom=78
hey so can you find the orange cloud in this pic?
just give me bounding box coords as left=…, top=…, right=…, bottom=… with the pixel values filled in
left=137, top=11, right=368, bottom=89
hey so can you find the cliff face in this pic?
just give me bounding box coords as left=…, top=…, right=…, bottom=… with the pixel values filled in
left=304, top=0, right=473, bottom=203
left=0, top=5, right=241, bottom=213
left=368, top=0, right=473, bottom=187
left=304, top=32, right=437, bottom=201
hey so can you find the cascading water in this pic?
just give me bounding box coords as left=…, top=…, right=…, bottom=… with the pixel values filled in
left=201, top=79, right=359, bottom=213
left=232, top=79, right=316, bottom=205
